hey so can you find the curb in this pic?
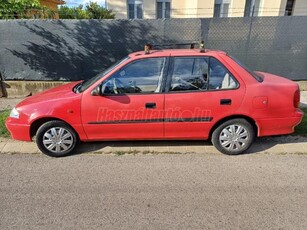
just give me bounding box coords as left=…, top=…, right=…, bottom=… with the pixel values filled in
left=1, top=136, right=307, bottom=156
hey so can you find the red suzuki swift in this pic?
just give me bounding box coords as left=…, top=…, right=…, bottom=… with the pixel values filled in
left=6, top=46, right=303, bottom=157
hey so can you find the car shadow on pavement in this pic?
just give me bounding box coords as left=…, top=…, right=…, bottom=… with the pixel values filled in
left=75, top=140, right=206, bottom=155
left=245, top=135, right=307, bottom=155
left=73, top=135, right=307, bottom=156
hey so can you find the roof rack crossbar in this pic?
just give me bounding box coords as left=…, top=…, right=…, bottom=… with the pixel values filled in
left=150, top=42, right=199, bottom=49
left=144, top=41, right=205, bottom=54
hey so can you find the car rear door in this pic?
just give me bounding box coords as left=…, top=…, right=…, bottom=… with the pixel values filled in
left=164, top=56, right=245, bottom=139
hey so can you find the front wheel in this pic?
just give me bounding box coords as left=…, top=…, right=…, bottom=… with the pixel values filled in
left=211, top=119, right=255, bottom=155
left=36, top=121, right=79, bottom=157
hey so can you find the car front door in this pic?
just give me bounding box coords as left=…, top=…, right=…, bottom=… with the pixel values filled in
left=81, top=57, right=167, bottom=140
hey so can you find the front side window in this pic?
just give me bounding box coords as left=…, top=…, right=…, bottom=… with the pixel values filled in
left=157, top=0, right=171, bottom=19
left=128, top=0, right=143, bottom=19
left=101, top=58, right=166, bottom=95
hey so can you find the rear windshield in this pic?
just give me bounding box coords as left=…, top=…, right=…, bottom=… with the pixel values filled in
left=229, top=56, right=263, bottom=82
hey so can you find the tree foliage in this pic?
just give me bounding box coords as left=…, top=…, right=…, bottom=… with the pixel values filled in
left=58, top=5, right=88, bottom=19
left=0, top=0, right=41, bottom=19
left=59, top=2, right=115, bottom=19
left=85, top=2, right=115, bottom=19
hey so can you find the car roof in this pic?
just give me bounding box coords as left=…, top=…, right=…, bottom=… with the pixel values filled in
left=128, top=49, right=227, bottom=58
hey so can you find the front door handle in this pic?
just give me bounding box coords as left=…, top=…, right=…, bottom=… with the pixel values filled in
left=145, top=102, right=156, bottom=109
left=220, top=99, right=232, bottom=105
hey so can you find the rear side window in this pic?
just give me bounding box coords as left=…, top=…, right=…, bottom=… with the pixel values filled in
left=169, top=57, right=238, bottom=92
left=170, top=57, right=209, bottom=91
left=209, top=58, right=238, bottom=90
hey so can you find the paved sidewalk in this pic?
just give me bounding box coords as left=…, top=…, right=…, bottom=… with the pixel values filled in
left=1, top=136, right=307, bottom=155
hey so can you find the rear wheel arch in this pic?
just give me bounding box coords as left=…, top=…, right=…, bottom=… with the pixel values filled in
left=209, top=115, right=258, bottom=139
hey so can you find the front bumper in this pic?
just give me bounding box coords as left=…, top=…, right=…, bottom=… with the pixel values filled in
left=5, top=118, right=31, bottom=141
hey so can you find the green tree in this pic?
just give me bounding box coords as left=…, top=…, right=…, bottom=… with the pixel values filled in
left=0, top=0, right=41, bottom=19
left=58, top=5, right=89, bottom=19
left=59, top=1, right=115, bottom=19
left=85, top=2, right=115, bottom=19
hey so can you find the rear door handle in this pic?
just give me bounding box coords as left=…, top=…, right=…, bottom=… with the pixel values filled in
left=145, top=102, right=156, bottom=109
left=220, top=99, right=232, bottom=105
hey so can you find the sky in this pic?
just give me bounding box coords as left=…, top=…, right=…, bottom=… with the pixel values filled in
left=65, top=0, right=106, bottom=7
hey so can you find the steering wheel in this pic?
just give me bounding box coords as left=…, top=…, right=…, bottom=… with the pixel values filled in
left=113, top=78, right=126, bottom=94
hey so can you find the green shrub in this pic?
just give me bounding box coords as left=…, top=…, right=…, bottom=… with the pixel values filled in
left=0, top=110, right=10, bottom=137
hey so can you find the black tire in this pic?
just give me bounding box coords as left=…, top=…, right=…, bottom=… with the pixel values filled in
left=36, top=120, right=79, bottom=157
left=211, top=118, right=255, bottom=155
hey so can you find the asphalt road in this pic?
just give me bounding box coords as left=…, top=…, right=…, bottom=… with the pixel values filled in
left=0, top=153, right=306, bottom=230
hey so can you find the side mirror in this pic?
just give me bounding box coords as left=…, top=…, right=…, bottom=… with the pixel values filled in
left=91, top=85, right=101, bottom=96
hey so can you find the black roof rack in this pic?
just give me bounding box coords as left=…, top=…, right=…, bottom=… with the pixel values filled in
left=144, top=41, right=205, bottom=54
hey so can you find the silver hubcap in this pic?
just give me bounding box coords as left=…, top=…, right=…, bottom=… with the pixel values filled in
left=219, top=124, right=249, bottom=151
left=43, top=127, right=74, bottom=153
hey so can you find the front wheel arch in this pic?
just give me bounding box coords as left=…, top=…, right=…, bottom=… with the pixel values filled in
left=30, top=117, right=79, bottom=140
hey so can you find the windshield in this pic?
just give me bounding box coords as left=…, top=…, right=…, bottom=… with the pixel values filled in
left=77, top=56, right=130, bottom=93
left=229, top=56, right=263, bottom=82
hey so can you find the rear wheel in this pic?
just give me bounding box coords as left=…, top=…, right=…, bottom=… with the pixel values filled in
left=36, top=121, right=79, bottom=157
left=212, top=119, right=255, bottom=155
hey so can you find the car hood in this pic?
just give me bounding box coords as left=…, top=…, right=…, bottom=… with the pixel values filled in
left=16, top=81, right=81, bottom=108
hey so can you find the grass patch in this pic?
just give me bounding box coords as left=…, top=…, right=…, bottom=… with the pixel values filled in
left=0, top=110, right=10, bottom=138
left=295, top=108, right=307, bottom=135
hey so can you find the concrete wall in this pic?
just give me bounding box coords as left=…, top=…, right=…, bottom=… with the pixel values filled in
left=1, top=18, right=307, bottom=84
left=0, top=81, right=66, bottom=98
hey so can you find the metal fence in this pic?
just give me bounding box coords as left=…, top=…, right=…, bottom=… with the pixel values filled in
left=0, top=17, right=306, bottom=81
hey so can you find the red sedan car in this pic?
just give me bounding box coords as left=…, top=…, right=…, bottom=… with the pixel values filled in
left=6, top=46, right=303, bottom=157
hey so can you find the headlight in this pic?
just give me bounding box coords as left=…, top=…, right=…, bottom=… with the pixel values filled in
left=10, top=108, right=20, bottom=119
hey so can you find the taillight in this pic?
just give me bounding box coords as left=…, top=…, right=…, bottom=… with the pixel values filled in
left=294, top=90, right=300, bottom=108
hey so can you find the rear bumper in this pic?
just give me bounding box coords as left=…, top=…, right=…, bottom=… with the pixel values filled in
left=5, top=118, right=31, bottom=141
left=256, top=109, right=304, bottom=136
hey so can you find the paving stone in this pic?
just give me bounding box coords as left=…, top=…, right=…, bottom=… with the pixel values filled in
left=0, top=142, right=6, bottom=152
left=20, top=142, right=40, bottom=154
left=262, top=144, right=287, bottom=155
left=204, top=145, right=220, bottom=155
left=165, top=145, right=188, bottom=154
left=130, top=146, right=150, bottom=153
left=148, top=145, right=170, bottom=153
left=2, top=142, right=24, bottom=153
left=282, top=143, right=307, bottom=154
